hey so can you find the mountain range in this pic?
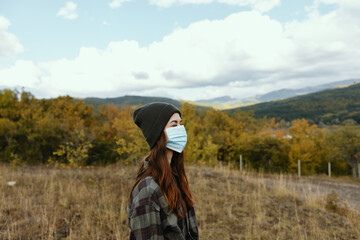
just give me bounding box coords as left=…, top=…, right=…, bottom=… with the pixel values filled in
left=197, top=79, right=359, bottom=107
left=78, top=79, right=360, bottom=124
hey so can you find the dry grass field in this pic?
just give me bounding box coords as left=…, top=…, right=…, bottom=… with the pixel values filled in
left=1, top=164, right=360, bottom=239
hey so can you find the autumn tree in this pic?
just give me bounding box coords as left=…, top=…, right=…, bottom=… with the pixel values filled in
left=45, top=96, right=95, bottom=166
left=241, top=117, right=290, bottom=172
left=88, top=104, right=124, bottom=165
left=114, top=105, right=148, bottom=165
left=329, top=122, right=360, bottom=177
left=288, top=119, right=323, bottom=174
left=181, top=103, right=219, bottom=165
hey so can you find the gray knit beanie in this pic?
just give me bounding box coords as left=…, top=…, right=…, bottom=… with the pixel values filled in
left=133, top=102, right=181, bottom=149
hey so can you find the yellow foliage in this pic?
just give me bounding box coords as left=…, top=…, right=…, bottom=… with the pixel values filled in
left=288, top=119, right=323, bottom=174
left=49, top=128, right=92, bottom=167
left=114, top=106, right=148, bottom=164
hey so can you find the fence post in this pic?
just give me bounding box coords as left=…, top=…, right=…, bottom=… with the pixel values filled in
left=239, top=155, right=243, bottom=173
left=298, top=159, right=301, bottom=177
left=328, top=162, right=331, bottom=177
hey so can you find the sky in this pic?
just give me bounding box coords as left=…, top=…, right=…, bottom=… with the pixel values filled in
left=0, top=0, right=359, bottom=101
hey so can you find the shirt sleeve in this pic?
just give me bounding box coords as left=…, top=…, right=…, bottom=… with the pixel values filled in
left=129, top=201, right=164, bottom=240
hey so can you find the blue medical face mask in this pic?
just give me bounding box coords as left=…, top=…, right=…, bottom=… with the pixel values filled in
left=165, top=125, right=187, bottom=153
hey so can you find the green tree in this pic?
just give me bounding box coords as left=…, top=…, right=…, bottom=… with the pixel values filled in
left=330, top=122, right=360, bottom=177
left=49, top=128, right=92, bottom=167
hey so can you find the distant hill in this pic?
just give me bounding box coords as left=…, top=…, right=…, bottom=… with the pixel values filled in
left=196, top=79, right=360, bottom=108
left=197, top=96, right=235, bottom=104
left=252, top=79, right=359, bottom=102
left=230, top=83, right=360, bottom=124
left=77, top=95, right=182, bottom=110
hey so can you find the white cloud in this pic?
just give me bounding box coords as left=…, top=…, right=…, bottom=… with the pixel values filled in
left=0, top=16, right=24, bottom=59
left=149, top=0, right=179, bottom=8
left=149, top=0, right=281, bottom=12
left=0, top=60, right=43, bottom=88
left=1, top=0, right=360, bottom=100
left=315, top=0, right=360, bottom=8
left=109, top=0, right=132, bottom=8
left=218, top=0, right=281, bottom=12
left=57, top=2, right=78, bottom=20
left=284, top=0, right=360, bottom=82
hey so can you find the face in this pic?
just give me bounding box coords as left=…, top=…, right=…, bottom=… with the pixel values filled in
left=164, top=113, right=182, bottom=141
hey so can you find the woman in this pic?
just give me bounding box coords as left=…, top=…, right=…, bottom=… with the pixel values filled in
left=127, top=102, right=199, bottom=240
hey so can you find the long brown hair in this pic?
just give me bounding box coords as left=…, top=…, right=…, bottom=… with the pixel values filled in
left=129, top=132, right=195, bottom=218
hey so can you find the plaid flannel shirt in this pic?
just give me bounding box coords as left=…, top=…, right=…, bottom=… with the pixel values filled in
left=127, top=175, right=199, bottom=240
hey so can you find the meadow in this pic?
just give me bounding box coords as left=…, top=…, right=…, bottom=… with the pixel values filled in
left=1, top=164, right=360, bottom=240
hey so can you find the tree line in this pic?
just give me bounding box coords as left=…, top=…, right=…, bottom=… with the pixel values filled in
left=1, top=89, right=360, bottom=177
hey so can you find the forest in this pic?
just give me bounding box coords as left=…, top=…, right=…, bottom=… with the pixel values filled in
left=1, top=89, right=360, bottom=177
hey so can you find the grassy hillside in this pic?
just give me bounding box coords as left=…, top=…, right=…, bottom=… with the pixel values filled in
left=1, top=164, right=359, bottom=239
left=77, top=95, right=182, bottom=110
left=233, top=83, right=360, bottom=124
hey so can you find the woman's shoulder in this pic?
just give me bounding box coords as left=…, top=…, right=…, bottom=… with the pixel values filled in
left=129, top=176, right=164, bottom=209
left=135, top=176, right=161, bottom=196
